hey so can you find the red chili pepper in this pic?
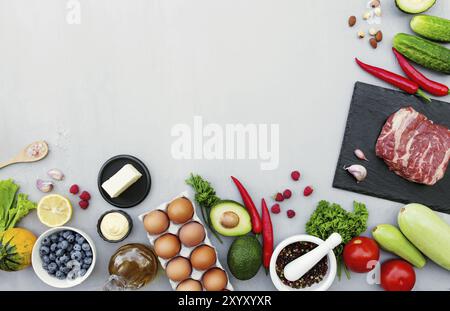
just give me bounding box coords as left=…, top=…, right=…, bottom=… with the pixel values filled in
left=355, top=58, right=430, bottom=102
left=393, top=48, right=449, bottom=97
left=261, top=198, right=273, bottom=271
left=231, top=176, right=262, bottom=234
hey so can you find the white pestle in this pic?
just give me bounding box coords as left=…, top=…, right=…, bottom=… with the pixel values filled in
left=283, top=233, right=342, bottom=282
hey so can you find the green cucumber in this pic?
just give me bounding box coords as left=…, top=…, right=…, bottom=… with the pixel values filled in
left=372, top=224, right=426, bottom=268
left=395, top=0, right=436, bottom=14
left=393, top=33, right=450, bottom=74
left=398, top=203, right=450, bottom=270
left=411, top=15, right=450, bottom=42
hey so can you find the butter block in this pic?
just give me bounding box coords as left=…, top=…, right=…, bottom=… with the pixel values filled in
left=102, top=164, right=142, bottom=198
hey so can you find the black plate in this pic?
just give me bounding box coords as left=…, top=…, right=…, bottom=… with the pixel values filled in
left=98, top=155, right=151, bottom=208
left=97, top=209, right=133, bottom=243
left=333, top=82, right=450, bottom=214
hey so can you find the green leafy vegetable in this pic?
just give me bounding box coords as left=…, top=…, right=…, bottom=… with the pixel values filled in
left=305, top=200, right=369, bottom=279
left=0, top=179, right=37, bottom=232
left=186, top=173, right=223, bottom=243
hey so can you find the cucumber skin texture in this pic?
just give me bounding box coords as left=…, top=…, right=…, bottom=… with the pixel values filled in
left=393, top=33, right=450, bottom=74
left=372, top=224, right=426, bottom=268
left=395, top=0, right=436, bottom=14
left=411, top=15, right=450, bottom=42
left=398, top=204, right=450, bottom=270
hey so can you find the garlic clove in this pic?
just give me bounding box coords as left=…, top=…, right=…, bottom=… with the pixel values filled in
left=47, top=168, right=64, bottom=181
left=37, top=179, right=54, bottom=193
left=354, top=149, right=369, bottom=161
left=344, top=165, right=368, bottom=183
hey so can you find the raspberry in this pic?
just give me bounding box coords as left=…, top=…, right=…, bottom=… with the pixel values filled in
left=283, top=189, right=292, bottom=199
left=291, top=170, right=301, bottom=181
left=79, top=200, right=89, bottom=209
left=80, top=191, right=91, bottom=201
left=287, top=210, right=296, bottom=218
left=274, top=193, right=284, bottom=202
left=303, top=186, right=314, bottom=197
left=69, top=184, right=79, bottom=195
left=271, top=204, right=281, bottom=214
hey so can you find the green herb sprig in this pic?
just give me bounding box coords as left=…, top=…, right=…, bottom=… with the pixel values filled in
left=186, top=173, right=223, bottom=243
left=305, top=200, right=369, bottom=280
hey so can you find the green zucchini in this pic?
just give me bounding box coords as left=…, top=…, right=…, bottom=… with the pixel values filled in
left=393, top=33, right=450, bottom=74
left=398, top=203, right=450, bottom=271
left=395, top=0, right=436, bottom=14
left=411, top=15, right=450, bottom=42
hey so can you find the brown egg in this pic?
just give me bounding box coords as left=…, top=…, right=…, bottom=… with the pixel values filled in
left=176, top=278, right=203, bottom=291
left=165, top=257, right=192, bottom=282
left=144, top=210, right=170, bottom=235
left=179, top=221, right=205, bottom=247
left=167, top=197, right=194, bottom=224
left=190, top=245, right=217, bottom=271
left=202, top=268, right=228, bottom=291
left=154, top=233, right=181, bottom=259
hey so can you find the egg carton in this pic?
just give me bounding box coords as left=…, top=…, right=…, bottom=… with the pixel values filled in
left=138, top=191, right=234, bottom=291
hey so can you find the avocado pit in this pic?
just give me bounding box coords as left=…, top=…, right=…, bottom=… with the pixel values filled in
left=220, top=211, right=240, bottom=229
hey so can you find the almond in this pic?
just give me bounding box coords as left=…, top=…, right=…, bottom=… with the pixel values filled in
left=348, top=16, right=356, bottom=27
left=375, top=31, right=383, bottom=42
left=370, top=38, right=378, bottom=49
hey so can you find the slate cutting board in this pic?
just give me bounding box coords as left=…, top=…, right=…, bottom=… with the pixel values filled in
left=333, top=82, right=450, bottom=214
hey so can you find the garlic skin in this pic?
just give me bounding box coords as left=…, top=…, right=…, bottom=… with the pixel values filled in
left=47, top=168, right=64, bottom=181
left=354, top=149, right=369, bottom=161
left=344, top=165, right=368, bottom=182
left=37, top=179, right=54, bottom=193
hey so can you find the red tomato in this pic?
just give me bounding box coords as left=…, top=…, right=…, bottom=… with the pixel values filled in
left=343, top=236, right=380, bottom=273
left=381, top=259, right=416, bottom=291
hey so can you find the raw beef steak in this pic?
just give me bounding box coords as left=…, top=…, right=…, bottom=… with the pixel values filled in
left=376, top=107, right=450, bottom=185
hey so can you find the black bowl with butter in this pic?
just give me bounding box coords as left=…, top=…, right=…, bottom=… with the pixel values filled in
left=97, top=210, right=133, bottom=243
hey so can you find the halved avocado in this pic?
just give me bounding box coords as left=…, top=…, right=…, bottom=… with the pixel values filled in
left=210, top=200, right=252, bottom=237
left=395, top=0, right=436, bottom=14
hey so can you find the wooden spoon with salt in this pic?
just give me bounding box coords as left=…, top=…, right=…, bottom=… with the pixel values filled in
left=0, top=140, right=49, bottom=169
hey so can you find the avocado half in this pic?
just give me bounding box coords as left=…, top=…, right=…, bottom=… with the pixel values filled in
left=210, top=200, right=252, bottom=236
left=395, top=0, right=436, bottom=14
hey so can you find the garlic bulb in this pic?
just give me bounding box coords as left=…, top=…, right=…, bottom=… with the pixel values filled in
left=344, top=165, right=368, bottom=182
left=47, top=168, right=64, bottom=181
left=37, top=179, right=54, bottom=193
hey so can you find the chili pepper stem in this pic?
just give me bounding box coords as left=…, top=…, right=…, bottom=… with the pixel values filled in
left=416, top=89, right=431, bottom=103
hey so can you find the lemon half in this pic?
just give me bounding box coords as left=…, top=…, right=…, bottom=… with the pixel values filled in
left=37, top=194, right=73, bottom=227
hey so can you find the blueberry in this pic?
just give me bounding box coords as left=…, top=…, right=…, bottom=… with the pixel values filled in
left=78, top=269, right=87, bottom=277
left=66, top=234, right=75, bottom=243
left=59, top=254, right=69, bottom=264
left=55, top=257, right=61, bottom=266
left=59, top=231, right=65, bottom=237
left=42, top=237, right=51, bottom=246
left=55, top=271, right=66, bottom=280
left=81, top=243, right=90, bottom=252
left=49, top=253, right=56, bottom=261
left=83, top=257, right=92, bottom=265
left=60, top=240, right=69, bottom=250
left=71, top=251, right=82, bottom=261
left=73, top=244, right=82, bottom=251
left=50, top=243, right=58, bottom=252
left=39, top=246, right=50, bottom=256
left=66, top=244, right=73, bottom=252
left=62, top=231, right=71, bottom=239
left=55, top=249, right=65, bottom=257
left=67, top=270, right=77, bottom=280
left=42, top=263, right=48, bottom=270
left=42, top=255, right=50, bottom=264
left=75, top=236, right=85, bottom=245
left=50, top=234, right=59, bottom=242
left=84, top=251, right=93, bottom=258
left=60, top=266, right=71, bottom=274
left=82, top=263, right=90, bottom=270
left=48, top=262, right=57, bottom=273
left=67, top=260, right=81, bottom=270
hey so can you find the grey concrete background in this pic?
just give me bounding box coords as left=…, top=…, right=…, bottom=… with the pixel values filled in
left=0, top=0, right=449, bottom=291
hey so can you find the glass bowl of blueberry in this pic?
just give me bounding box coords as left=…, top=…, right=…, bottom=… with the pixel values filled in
left=31, top=227, right=96, bottom=288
